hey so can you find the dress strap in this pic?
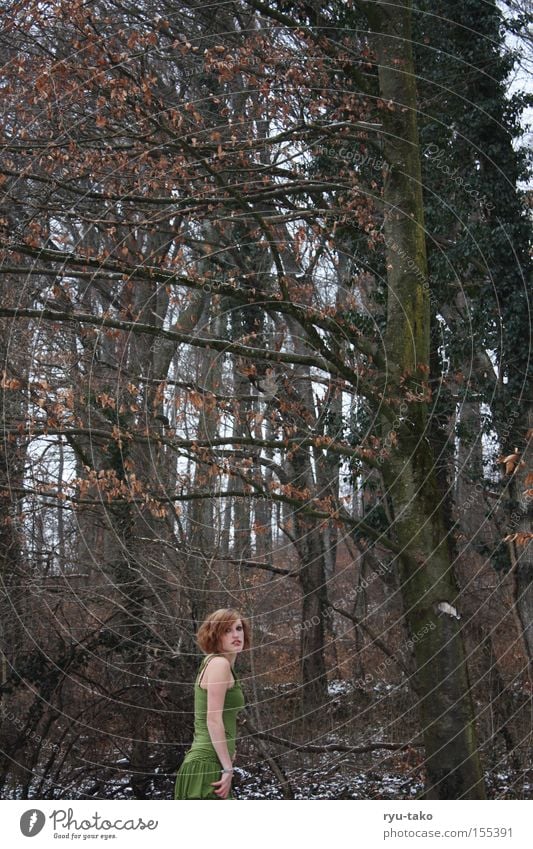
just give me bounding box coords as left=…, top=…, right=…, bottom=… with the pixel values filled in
left=196, top=654, right=236, bottom=687
left=196, top=654, right=213, bottom=687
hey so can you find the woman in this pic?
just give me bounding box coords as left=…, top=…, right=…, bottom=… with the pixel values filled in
left=174, top=608, right=249, bottom=800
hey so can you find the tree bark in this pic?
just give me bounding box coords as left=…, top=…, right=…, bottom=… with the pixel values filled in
left=373, top=0, right=486, bottom=798
left=511, top=407, right=533, bottom=673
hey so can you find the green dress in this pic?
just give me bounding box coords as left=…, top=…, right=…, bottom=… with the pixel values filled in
left=174, top=653, right=245, bottom=800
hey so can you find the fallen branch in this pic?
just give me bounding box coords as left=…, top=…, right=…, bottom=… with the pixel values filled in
left=246, top=728, right=423, bottom=755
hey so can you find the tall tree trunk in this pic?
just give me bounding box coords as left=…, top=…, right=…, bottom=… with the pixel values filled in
left=0, top=289, right=30, bottom=709
left=0, top=439, right=23, bottom=700
left=282, top=373, right=329, bottom=707
left=231, top=340, right=252, bottom=564
left=187, top=310, right=220, bottom=627
left=373, top=0, right=486, bottom=798
left=294, top=519, right=329, bottom=708
left=511, top=407, right=533, bottom=673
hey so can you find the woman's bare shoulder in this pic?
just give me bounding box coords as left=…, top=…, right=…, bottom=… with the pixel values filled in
left=206, top=655, right=231, bottom=670
left=203, top=655, right=232, bottom=681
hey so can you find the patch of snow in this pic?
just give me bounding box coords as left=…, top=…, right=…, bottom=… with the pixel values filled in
left=327, top=679, right=353, bottom=695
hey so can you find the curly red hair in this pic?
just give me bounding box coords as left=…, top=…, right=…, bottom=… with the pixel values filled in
left=196, top=608, right=251, bottom=653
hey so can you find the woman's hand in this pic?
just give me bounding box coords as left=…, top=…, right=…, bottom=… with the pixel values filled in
left=211, top=770, right=233, bottom=799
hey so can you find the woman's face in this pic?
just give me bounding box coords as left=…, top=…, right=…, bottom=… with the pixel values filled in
left=218, top=618, right=244, bottom=654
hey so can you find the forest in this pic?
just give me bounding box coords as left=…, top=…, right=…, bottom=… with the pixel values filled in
left=0, top=0, right=531, bottom=800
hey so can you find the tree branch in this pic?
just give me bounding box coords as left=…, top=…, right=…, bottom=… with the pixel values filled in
left=330, top=603, right=411, bottom=678
left=0, top=304, right=343, bottom=375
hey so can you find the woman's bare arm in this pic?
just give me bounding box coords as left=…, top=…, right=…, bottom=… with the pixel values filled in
left=202, top=657, right=234, bottom=798
left=203, top=657, right=233, bottom=771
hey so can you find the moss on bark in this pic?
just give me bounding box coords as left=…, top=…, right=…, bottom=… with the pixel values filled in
left=371, top=0, right=485, bottom=798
